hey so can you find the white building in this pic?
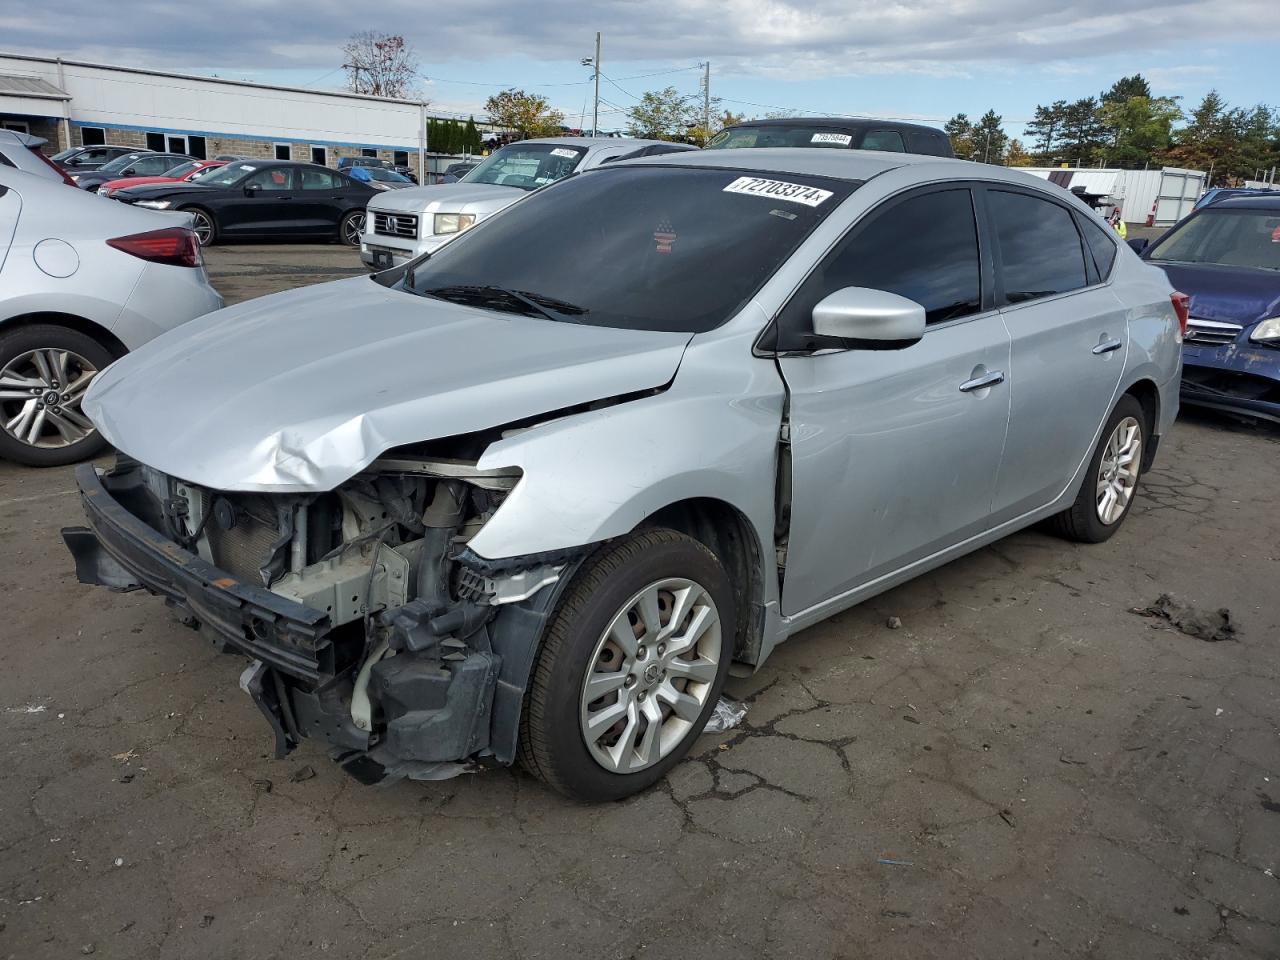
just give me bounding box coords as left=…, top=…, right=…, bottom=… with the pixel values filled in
left=0, top=53, right=485, bottom=176
left=1019, top=166, right=1208, bottom=228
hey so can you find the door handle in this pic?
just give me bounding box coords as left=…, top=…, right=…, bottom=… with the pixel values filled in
left=1092, top=338, right=1123, bottom=355
left=959, top=370, right=1005, bottom=393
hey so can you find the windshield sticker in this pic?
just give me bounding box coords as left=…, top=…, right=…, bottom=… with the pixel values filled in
left=811, top=132, right=853, bottom=145
left=550, top=148, right=579, bottom=158
left=1271, top=224, right=1280, bottom=243
left=723, top=176, right=833, bottom=208
left=653, top=217, right=677, bottom=254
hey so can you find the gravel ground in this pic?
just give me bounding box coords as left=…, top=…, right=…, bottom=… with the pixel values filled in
left=1, top=244, right=1276, bottom=960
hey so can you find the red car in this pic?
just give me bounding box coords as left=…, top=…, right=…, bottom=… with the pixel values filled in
left=100, top=160, right=226, bottom=198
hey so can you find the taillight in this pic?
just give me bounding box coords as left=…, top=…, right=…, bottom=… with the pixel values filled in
left=1170, top=291, right=1190, bottom=341
left=28, top=146, right=77, bottom=187
left=107, top=227, right=202, bottom=268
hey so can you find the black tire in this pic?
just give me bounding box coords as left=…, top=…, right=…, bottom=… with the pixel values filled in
left=518, top=529, right=735, bottom=802
left=0, top=324, right=114, bottom=467
left=1046, top=394, right=1148, bottom=543
left=339, top=210, right=365, bottom=247
left=181, top=207, right=217, bottom=247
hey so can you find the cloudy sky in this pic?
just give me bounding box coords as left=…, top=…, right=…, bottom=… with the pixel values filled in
left=4, top=0, right=1278, bottom=135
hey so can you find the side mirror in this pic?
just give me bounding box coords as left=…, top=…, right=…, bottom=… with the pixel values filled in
left=1127, top=237, right=1150, bottom=255
left=244, top=183, right=261, bottom=196
left=812, top=287, right=926, bottom=346
left=120, top=167, right=136, bottom=176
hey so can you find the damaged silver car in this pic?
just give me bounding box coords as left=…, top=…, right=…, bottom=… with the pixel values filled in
left=63, top=149, right=1182, bottom=801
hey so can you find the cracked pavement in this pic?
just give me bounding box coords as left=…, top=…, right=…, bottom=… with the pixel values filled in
left=1, top=245, right=1277, bottom=959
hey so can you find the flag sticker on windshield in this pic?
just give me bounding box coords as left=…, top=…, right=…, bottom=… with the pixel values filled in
left=811, top=132, right=853, bottom=145
left=723, top=177, right=833, bottom=207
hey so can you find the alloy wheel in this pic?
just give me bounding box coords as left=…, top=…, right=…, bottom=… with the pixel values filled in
left=190, top=211, right=214, bottom=246
left=0, top=348, right=98, bottom=450
left=579, top=577, right=722, bottom=774
left=1095, top=415, right=1142, bottom=525
left=343, top=212, right=366, bottom=245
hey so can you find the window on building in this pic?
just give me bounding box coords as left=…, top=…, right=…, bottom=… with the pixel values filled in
left=187, top=136, right=206, bottom=160
left=1, top=120, right=30, bottom=134
left=988, top=190, right=1088, bottom=304
left=274, top=143, right=291, bottom=161
left=145, top=132, right=165, bottom=151
left=393, top=150, right=409, bottom=167
left=310, top=145, right=328, bottom=166
left=80, top=127, right=106, bottom=146
left=167, top=136, right=187, bottom=155
left=361, top=148, right=377, bottom=158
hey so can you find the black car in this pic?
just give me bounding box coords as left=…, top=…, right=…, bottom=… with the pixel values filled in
left=707, top=117, right=954, bottom=158
left=73, top=151, right=193, bottom=192
left=112, top=160, right=378, bottom=246
left=51, top=144, right=142, bottom=172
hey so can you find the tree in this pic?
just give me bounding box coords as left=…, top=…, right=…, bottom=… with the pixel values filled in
left=483, top=89, right=564, bottom=139
left=686, top=108, right=741, bottom=146
left=1004, top=139, right=1032, bottom=166
left=1025, top=100, right=1068, bottom=156
left=1058, top=97, right=1108, bottom=165
left=973, top=110, right=1009, bottom=163
left=1101, top=74, right=1152, bottom=104
left=341, top=32, right=419, bottom=99
left=1099, top=95, right=1181, bottom=168
left=945, top=113, right=975, bottom=159
left=626, top=86, right=698, bottom=141
left=464, top=116, right=481, bottom=153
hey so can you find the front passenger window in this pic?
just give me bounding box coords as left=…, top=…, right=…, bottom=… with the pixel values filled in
left=778, top=188, right=983, bottom=343
left=988, top=190, right=1088, bottom=303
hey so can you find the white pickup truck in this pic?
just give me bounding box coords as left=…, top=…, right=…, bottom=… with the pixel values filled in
left=359, top=137, right=695, bottom=270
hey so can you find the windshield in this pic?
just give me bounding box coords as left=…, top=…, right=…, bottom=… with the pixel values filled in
left=1148, top=208, right=1280, bottom=271
left=708, top=125, right=857, bottom=149
left=162, top=161, right=200, bottom=179
left=195, top=161, right=258, bottom=188
left=460, top=143, right=587, bottom=190
left=99, top=152, right=148, bottom=173
left=406, top=165, right=855, bottom=333
left=366, top=167, right=410, bottom=182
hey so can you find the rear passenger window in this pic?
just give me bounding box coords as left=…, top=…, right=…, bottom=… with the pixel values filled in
left=861, top=130, right=905, bottom=152
left=780, top=188, right=982, bottom=338
left=1078, top=215, right=1118, bottom=281
left=988, top=190, right=1088, bottom=303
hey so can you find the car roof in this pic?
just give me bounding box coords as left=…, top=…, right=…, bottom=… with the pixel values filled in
left=618, top=146, right=1045, bottom=185
left=1205, top=195, right=1280, bottom=211
left=725, top=116, right=945, bottom=134
left=520, top=136, right=685, bottom=151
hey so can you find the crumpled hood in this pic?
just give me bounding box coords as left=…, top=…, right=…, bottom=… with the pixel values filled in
left=85, top=276, right=692, bottom=492
left=368, top=182, right=525, bottom=216
left=1156, top=262, right=1280, bottom=328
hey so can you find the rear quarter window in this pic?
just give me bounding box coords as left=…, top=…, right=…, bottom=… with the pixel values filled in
left=1078, top=215, right=1118, bottom=281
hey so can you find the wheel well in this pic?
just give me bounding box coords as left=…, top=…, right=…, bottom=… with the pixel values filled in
left=1123, top=379, right=1160, bottom=469
left=0, top=312, right=128, bottom=359
left=643, top=498, right=765, bottom=666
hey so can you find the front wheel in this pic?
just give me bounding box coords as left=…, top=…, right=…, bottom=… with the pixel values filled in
left=339, top=210, right=365, bottom=247
left=0, top=324, right=113, bottom=467
left=1046, top=394, right=1147, bottom=543
left=519, top=529, right=735, bottom=802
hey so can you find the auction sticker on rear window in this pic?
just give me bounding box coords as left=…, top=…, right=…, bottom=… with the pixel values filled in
left=723, top=176, right=833, bottom=207
left=811, top=132, right=853, bottom=145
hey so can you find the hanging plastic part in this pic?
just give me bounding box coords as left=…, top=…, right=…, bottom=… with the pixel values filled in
left=351, top=638, right=392, bottom=731
left=704, top=696, right=748, bottom=734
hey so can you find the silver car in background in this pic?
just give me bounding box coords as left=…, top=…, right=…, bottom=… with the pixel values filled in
left=63, top=149, right=1180, bottom=802
left=0, top=167, right=223, bottom=465
left=359, top=137, right=698, bottom=269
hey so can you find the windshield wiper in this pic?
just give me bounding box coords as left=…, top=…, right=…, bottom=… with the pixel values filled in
left=418, top=285, right=588, bottom=322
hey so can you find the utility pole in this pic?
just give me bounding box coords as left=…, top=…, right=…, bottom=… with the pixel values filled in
left=418, top=101, right=426, bottom=183
left=703, top=61, right=711, bottom=145
left=590, top=33, right=601, bottom=137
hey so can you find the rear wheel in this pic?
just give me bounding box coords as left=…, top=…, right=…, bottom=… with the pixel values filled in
left=0, top=324, right=113, bottom=467
left=182, top=207, right=216, bottom=246
left=339, top=210, right=365, bottom=247
left=1046, top=394, right=1147, bottom=543
left=519, top=529, right=734, bottom=802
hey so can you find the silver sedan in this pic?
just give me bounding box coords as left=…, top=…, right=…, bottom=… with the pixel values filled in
left=63, top=149, right=1181, bottom=801
left=0, top=167, right=223, bottom=465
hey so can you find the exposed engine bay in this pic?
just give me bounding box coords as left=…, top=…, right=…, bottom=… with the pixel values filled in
left=68, top=447, right=579, bottom=785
